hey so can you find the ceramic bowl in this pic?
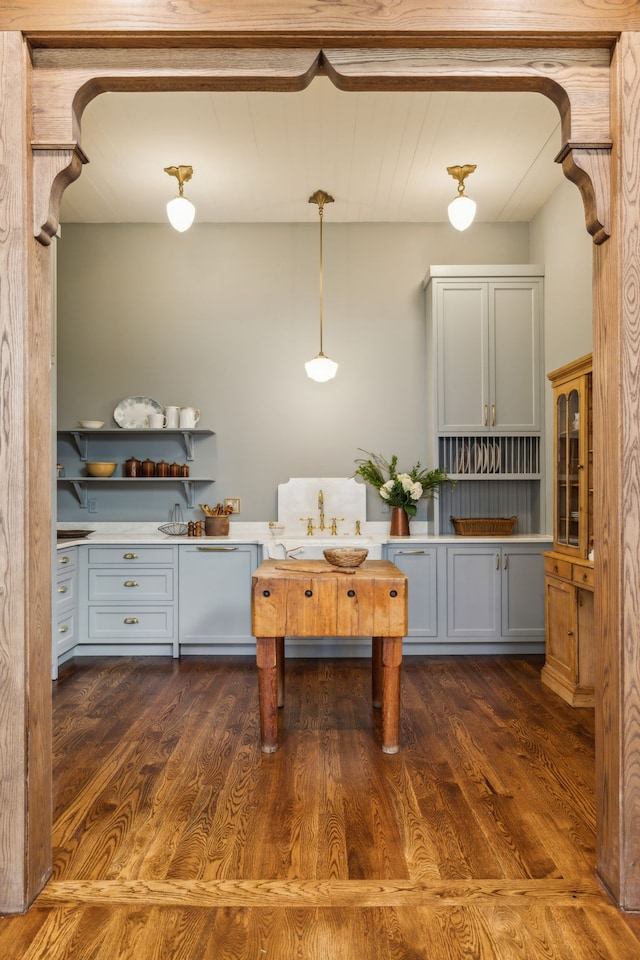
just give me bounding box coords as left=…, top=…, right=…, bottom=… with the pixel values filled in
left=86, top=461, right=117, bottom=477
left=323, top=547, right=369, bottom=568
left=78, top=420, right=104, bottom=429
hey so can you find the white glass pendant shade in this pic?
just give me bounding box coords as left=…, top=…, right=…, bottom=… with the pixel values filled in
left=447, top=194, right=476, bottom=231
left=166, top=195, right=195, bottom=232
left=305, top=353, right=338, bottom=382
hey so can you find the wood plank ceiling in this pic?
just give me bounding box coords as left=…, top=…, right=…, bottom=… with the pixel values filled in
left=60, top=77, right=564, bottom=225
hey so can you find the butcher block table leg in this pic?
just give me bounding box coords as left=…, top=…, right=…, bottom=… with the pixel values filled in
left=380, top=636, right=402, bottom=754
left=276, top=636, right=285, bottom=708
left=256, top=636, right=281, bottom=753
left=372, top=636, right=382, bottom=708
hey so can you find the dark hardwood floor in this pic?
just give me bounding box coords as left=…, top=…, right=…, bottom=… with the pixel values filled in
left=2, top=654, right=640, bottom=958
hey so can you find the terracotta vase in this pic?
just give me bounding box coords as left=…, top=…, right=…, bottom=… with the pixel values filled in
left=390, top=506, right=410, bottom=537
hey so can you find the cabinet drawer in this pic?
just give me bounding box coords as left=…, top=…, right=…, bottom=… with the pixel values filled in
left=573, top=564, right=594, bottom=589
left=56, top=571, right=77, bottom=610
left=544, top=556, right=572, bottom=580
left=87, top=546, right=176, bottom=565
left=88, top=606, right=175, bottom=640
left=88, top=568, right=174, bottom=601
left=56, top=550, right=77, bottom=572
left=56, top=610, right=77, bottom=654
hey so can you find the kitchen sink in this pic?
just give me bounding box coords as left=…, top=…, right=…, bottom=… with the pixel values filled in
left=265, top=537, right=382, bottom=560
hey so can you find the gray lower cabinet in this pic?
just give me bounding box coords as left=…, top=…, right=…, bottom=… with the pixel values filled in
left=446, top=543, right=548, bottom=647
left=53, top=545, right=78, bottom=674
left=385, top=540, right=549, bottom=652
left=83, top=544, right=179, bottom=657
left=178, top=543, right=259, bottom=654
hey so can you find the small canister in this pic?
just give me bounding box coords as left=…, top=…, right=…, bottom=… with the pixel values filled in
left=156, top=460, right=169, bottom=478
left=125, top=456, right=141, bottom=478
left=141, top=459, right=156, bottom=477
left=169, top=462, right=181, bottom=477
left=179, top=463, right=190, bottom=477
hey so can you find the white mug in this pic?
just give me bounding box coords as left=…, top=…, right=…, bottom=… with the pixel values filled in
left=148, top=413, right=167, bottom=429
left=179, top=406, right=200, bottom=429
left=164, top=406, right=179, bottom=429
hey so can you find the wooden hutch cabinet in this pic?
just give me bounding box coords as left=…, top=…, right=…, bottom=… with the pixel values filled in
left=541, top=353, right=594, bottom=706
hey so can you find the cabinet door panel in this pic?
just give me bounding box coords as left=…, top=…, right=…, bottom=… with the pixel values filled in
left=437, top=282, right=489, bottom=432
left=447, top=547, right=500, bottom=637
left=544, top=576, right=576, bottom=683
left=502, top=548, right=546, bottom=637
left=491, top=281, right=541, bottom=432
left=179, top=544, right=258, bottom=645
left=386, top=547, right=438, bottom=638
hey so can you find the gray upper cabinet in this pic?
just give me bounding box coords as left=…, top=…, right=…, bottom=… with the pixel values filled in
left=426, top=266, right=544, bottom=435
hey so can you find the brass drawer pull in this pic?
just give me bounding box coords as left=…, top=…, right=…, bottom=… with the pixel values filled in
left=123, top=552, right=138, bottom=560
left=59, top=555, right=70, bottom=564
left=58, top=585, right=68, bottom=593
left=124, top=617, right=139, bottom=625
left=124, top=580, right=139, bottom=587
left=58, top=624, right=69, bottom=633
left=197, top=546, right=239, bottom=552
left=396, top=550, right=426, bottom=555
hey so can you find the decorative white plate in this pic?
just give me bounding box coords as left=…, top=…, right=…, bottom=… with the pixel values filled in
left=113, top=396, right=163, bottom=429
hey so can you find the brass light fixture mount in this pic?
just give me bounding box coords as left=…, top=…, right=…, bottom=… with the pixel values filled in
left=164, top=164, right=193, bottom=195
left=305, top=189, right=338, bottom=382
left=447, top=163, right=477, bottom=196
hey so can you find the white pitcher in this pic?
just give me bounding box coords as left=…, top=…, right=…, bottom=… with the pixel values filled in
left=179, top=406, right=200, bottom=429
left=164, top=405, right=180, bottom=429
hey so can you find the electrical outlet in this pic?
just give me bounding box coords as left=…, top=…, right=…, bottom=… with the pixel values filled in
left=88, top=498, right=97, bottom=513
left=225, top=497, right=241, bottom=514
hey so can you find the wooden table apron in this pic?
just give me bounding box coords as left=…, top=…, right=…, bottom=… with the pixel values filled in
left=251, top=559, right=408, bottom=754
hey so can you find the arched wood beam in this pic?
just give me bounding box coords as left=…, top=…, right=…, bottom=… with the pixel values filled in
left=324, top=47, right=612, bottom=243
left=31, top=47, right=321, bottom=243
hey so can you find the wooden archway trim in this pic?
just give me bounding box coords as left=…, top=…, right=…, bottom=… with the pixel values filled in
left=323, top=46, right=612, bottom=242
left=31, top=45, right=612, bottom=245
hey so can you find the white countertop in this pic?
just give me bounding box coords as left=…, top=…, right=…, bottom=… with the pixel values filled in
left=56, top=521, right=552, bottom=548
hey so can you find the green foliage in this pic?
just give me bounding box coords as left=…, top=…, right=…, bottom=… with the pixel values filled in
left=353, top=450, right=453, bottom=518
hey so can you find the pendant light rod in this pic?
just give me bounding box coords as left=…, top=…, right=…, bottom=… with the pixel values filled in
left=309, top=189, right=334, bottom=358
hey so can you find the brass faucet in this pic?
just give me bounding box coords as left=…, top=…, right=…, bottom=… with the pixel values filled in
left=300, top=490, right=328, bottom=536
left=355, top=520, right=361, bottom=536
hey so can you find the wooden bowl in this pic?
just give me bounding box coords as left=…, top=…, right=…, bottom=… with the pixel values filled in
left=323, top=547, right=369, bottom=568
left=86, top=461, right=117, bottom=477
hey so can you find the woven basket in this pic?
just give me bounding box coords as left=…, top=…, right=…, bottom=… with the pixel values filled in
left=451, top=516, right=517, bottom=536
left=323, top=547, right=369, bottom=568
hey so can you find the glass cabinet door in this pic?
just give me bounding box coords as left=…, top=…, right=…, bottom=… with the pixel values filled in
left=554, top=382, right=587, bottom=555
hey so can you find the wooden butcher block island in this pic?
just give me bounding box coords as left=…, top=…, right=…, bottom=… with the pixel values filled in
left=251, top=558, right=408, bottom=754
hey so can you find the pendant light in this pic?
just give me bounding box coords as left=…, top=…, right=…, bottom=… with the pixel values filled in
left=305, top=189, right=338, bottom=382
left=164, top=164, right=195, bottom=232
left=446, top=164, right=477, bottom=231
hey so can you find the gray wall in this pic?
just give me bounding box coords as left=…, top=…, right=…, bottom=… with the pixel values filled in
left=56, top=220, right=531, bottom=522
left=529, top=178, right=593, bottom=528
left=56, top=206, right=593, bottom=525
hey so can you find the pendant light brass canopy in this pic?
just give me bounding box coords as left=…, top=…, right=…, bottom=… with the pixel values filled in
left=447, top=164, right=477, bottom=231
left=164, top=164, right=195, bottom=232
left=305, top=189, right=338, bottom=382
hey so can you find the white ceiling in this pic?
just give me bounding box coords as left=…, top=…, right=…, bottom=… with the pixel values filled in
left=60, top=77, right=565, bottom=225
